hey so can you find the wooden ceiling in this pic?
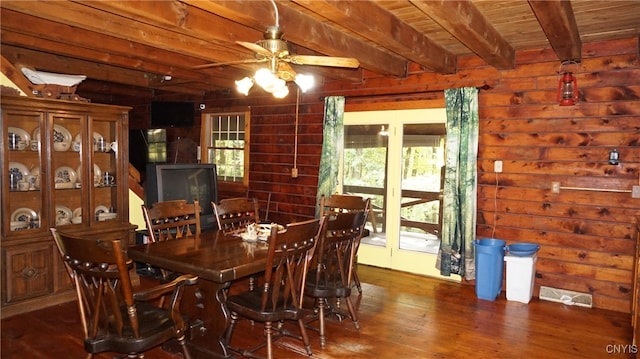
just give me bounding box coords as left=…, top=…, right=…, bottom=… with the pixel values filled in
left=1, top=0, right=639, bottom=97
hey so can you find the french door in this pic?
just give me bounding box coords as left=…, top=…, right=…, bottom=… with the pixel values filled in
left=342, top=109, right=456, bottom=279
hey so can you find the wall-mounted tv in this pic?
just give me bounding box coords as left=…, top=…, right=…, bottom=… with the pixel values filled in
left=145, top=163, right=219, bottom=231
left=150, top=101, right=195, bottom=127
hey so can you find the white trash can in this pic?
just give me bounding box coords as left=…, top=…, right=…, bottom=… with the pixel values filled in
left=504, top=254, right=537, bottom=303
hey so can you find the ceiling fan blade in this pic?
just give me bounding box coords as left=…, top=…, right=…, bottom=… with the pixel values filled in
left=287, top=55, right=360, bottom=68
left=277, top=62, right=297, bottom=81
left=192, top=58, right=266, bottom=69
left=236, top=41, right=274, bottom=58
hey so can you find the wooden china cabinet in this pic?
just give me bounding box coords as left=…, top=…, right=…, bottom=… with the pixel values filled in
left=1, top=95, right=135, bottom=318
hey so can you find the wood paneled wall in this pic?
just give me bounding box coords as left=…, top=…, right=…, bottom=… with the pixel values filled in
left=473, top=38, right=639, bottom=312
left=204, top=37, right=639, bottom=312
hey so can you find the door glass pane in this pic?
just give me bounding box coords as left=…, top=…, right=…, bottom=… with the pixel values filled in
left=343, top=124, right=388, bottom=247
left=399, top=124, right=445, bottom=253
left=5, top=110, right=45, bottom=233
left=51, top=113, right=83, bottom=227
left=91, top=117, right=118, bottom=223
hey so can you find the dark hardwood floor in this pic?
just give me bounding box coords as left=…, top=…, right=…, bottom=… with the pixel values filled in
left=1, top=265, right=634, bottom=358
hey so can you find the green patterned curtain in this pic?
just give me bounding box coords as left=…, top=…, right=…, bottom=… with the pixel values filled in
left=316, top=96, right=345, bottom=217
left=438, top=87, right=479, bottom=280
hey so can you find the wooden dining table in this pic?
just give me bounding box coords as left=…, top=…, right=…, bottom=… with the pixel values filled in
left=127, top=229, right=270, bottom=359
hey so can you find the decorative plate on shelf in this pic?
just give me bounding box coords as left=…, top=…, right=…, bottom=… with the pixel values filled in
left=11, top=207, right=38, bottom=222
left=8, top=162, right=30, bottom=182
left=93, top=164, right=102, bottom=186
left=74, top=132, right=104, bottom=144
left=93, top=132, right=104, bottom=149
left=95, top=205, right=110, bottom=216
left=53, top=125, right=72, bottom=151
left=54, top=166, right=77, bottom=185
left=73, top=207, right=82, bottom=218
left=8, top=126, right=31, bottom=143
left=33, top=125, right=73, bottom=151
left=55, top=205, right=73, bottom=225
left=76, top=164, right=101, bottom=186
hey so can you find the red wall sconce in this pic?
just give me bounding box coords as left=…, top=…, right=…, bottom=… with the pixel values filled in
left=557, top=61, right=579, bottom=106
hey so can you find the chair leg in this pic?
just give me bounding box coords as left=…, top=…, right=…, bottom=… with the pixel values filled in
left=265, top=321, right=273, bottom=359
left=344, top=296, right=360, bottom=330
left=296, top=318, right=313, bottom=355
left=318, top=298, right=326, bottom=349
left=353, top=263, right=362, bottom=294
left=177, top=333, right=193, bottom=359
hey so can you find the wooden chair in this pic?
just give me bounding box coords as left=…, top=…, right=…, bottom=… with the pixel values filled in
left=142, top=199, right=201, bottom=242
left=49, top=228, right=198, bottom=359
left=213, top=197, right=261, bottom=290
left=212, top=197, right=260, bottom=234
left=319, top=194, right=371, bottom=294
left=304, top=211, right=367, bottom=348
left=141, top=199, right=201, bottom=281
left=224, top=217, right=326, bottom=359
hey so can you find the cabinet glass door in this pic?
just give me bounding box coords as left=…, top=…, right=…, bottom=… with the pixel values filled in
left=4, top=109, right=46, bottom=235
left=50, top=113, right=83, bottom=228
left=90, top=116, right=119, bottom=224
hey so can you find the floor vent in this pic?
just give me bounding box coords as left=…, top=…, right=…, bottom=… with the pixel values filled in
left=539, top=286, right=593, bottom=308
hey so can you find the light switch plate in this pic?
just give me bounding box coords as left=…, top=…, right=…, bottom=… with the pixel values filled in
left=494, top=160, right=503, bottom=173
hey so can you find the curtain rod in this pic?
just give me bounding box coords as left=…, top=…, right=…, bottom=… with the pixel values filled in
left=319, top=84, right=491, bottom=101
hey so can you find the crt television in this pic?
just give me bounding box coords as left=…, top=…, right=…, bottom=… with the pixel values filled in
left=145, top=163, right=219, bottom=231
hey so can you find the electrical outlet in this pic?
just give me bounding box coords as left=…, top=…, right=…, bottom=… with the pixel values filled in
left=494, top=160, right=503, bottom=173
left=551, top=182, right=560, bottom=194
left=291, top=168, right=298, bottom=178
left=632, top=185, right=640, bottom=198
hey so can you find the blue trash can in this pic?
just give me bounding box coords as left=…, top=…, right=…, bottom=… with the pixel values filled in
left=474, top=238, right=506, bottom=301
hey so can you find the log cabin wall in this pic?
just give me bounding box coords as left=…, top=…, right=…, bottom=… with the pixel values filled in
left=78, top=36, right=634, bottom=312
left=200, top=37, right=639, bottom=313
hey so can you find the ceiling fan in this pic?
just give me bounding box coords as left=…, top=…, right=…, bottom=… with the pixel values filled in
left=192, top=1, right=360, bottom=82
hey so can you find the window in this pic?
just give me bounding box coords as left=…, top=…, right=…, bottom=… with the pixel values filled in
left=200, top=110, right=250, bottom=188
left=146, top=129, right=166, bottom=163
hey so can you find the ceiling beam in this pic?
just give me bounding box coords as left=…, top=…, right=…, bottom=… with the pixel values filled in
left=410, top=0, right=515, bottom=70
left=528, top=0, right=581, bottom=62
left=1, top=44, right=206, bottom=96
left=2, top=45, right=150, bottom=87
left=1, top=55, right=34, bottom=96
left=0, top=29, right=238, bottom=89
left=71, top=0, right=364, bottom=83
left=0, top=9, right=244, bottom=82
left=291, top=0, right=456, bottom=74
left=1, top=1, right=256, bottom=69
left=183, top=0, right=407, bottom=77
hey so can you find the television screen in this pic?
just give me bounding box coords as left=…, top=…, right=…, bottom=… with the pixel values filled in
left=150, top=101, right=195, bottom=127
left=145, top=163, right=219, bottom=231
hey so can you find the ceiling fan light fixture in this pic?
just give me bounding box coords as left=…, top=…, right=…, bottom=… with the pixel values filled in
left=272, top=84, right=289, bottom=98
left=294, top=73, right=314, bottom=92
left=254, top=68, right=277, bottom=88
left=235, top=76, right=254, bottom=96
left=263, top=77, right=286, bottom=93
